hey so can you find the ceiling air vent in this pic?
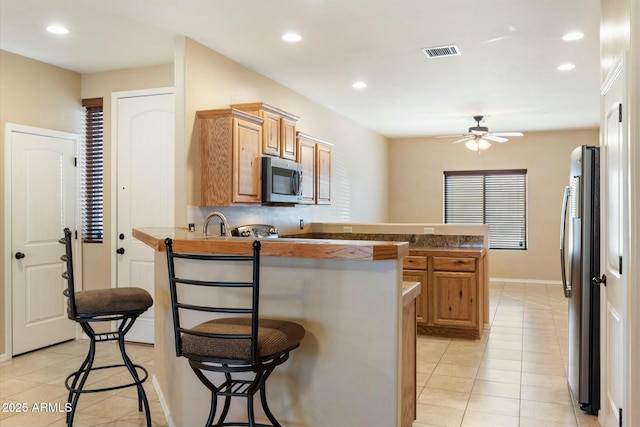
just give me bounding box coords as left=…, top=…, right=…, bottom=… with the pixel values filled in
left=422, top=45, right=461, bottom=58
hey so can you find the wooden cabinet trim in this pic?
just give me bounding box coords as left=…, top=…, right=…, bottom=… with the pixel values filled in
left=197, top=108, right=264, bottom=124
left=231, top=102, right=299, bottom=121
left=296, top=132, right=333, bottom=147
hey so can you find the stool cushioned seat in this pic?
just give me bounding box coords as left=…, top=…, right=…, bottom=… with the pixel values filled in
left=73, top=288, right=153, bottom=316
left=182, top=318, right=305, bottom=360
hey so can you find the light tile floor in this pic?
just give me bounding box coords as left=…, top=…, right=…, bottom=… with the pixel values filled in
left=414, top=281, right=602, bottom=427
left=0, top=281, right=603, bottom=427
left=0, top=340, right=167, bottom=426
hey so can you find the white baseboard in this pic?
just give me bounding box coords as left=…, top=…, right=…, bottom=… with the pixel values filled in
left=153, top=375, right=175, bottom=427
left=490, top=277, right=562, bottom=286
left=0, top=351, right=9, bottom=362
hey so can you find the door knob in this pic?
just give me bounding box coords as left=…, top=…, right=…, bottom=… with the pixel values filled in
left=116, top=248, right=125, bottom=255
left=15, top=252, right=25, bottom=260
left=119, top=233, right=125, bottom=240
left=592, top=274, right=607, bottom=287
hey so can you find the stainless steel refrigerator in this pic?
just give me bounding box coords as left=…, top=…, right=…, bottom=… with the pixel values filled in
left=560, top=145, right=600, bottom=415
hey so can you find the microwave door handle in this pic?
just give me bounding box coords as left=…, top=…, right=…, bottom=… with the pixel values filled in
left=560, top=185, right=571, bottom=298
left=292, top=171, right=301, bottom=195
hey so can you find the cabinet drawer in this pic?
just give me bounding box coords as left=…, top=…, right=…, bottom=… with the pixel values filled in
left=433, top=257, right=476, bottom=272
left=403, top=256, right=427, bottom=270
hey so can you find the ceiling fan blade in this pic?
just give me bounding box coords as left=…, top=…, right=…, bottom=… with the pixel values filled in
left=485, top=135, right=508, bottom=143
left=452, top=137, right=472, bottom=144
left=436, top=134, right=466, bottom=139
left=492, top=132, right=523, bottom=137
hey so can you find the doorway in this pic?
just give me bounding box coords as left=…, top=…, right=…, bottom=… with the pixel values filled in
left=112, top=88, right=175, bottom=344
left=599, top=57, right=627, bottom=427
left=4, top=124, right=79, bottom=356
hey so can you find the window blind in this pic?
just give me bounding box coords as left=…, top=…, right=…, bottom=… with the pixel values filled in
left=444, top=170, right=527, bottom=250
left=81, top=98, right=104, bottom=243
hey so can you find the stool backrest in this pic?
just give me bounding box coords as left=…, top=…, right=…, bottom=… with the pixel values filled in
left=59, top=227, right=78, bottom=319
left=164, top=238, right=261, bottom=364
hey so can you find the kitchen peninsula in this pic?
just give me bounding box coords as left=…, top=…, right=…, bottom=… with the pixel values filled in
left=133, top=227, right=416, bottom=427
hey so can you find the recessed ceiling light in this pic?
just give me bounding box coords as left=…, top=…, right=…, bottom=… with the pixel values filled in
left=46, top=25, right=70, bottom=35
left=282, top=33, right=302, bottom=42
left=352, top=81, right=367, bottom=89
left=562, top=32, right=584, bottom=41
left=558, top=63, right=576, bottom=71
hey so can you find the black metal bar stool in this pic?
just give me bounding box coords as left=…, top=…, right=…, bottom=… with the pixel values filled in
left=59, top=227, right=153, bottom=427
left=164, top=238, right=305, bottom=427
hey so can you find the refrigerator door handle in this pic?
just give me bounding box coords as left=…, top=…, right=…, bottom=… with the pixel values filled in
left=560, top=185, right=571, bottom=298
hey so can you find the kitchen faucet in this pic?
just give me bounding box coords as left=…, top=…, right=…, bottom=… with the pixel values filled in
left=203, top=212, right=231, bottom=237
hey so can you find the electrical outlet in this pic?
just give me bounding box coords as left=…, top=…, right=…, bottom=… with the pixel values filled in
left=423, top=227, right=435, bottom=234
left=299, top=219, right=304, bottom=229
left=343, top=226, right=353, bottom=233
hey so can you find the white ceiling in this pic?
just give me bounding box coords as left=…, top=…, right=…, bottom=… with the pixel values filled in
left=0, top=0, right=601, bottom=138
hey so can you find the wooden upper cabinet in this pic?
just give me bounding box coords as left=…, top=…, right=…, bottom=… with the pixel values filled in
left=231, top=103, right=299, bottom=160
left=297, top=133, right=317, bottom=204
left=296, top=132, right=333, bottom=205
left=197, top=108, right=263, bottom=206
left=316, top=142, right=332, bottom=204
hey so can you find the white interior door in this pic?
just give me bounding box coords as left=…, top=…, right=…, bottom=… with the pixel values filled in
left=115, top=90, right=174, bottom=344
left=9, top=126, right=78, bottom=355
left=600, top=61, right=627, bottom=427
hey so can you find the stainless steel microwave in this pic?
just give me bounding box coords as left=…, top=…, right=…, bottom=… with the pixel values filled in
left=262, top=156, right=302, bottom=203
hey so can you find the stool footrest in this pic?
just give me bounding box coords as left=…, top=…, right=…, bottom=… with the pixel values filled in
left=65, top=363, right=148, bottom=394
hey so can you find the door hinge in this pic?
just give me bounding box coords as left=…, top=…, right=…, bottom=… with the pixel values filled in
left=619, top=407, right=622, bottom=427
left=619, top=104, right=622, bottom=122
left=74, top=157, right=77, bottom=167
left=619, top=256, right=623, bottom=274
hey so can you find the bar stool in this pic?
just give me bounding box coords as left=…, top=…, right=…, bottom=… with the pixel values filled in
left=164, top=238, right=305, bottom=427
left=59, top=228, right=153, bottom=427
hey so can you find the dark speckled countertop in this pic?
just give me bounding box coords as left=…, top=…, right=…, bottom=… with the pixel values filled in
left=280, top=233, right=484, bottom=249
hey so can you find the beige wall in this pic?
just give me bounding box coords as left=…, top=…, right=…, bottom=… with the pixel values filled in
left=80, top=64, right=174, bottom=291
left=176, top=37, right=389, bottom=232
left=0, top=50, right=82, bottom=357
left=387, top=128, right=599, bottom=282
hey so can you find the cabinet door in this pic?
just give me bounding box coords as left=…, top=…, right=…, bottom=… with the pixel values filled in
left=281, top=117, right=297, bottom=160
left=403, top=270, right=428, bottom=324
left=316, top=143, right=332, bottom=204
left=233, top=118, right=262, bottom=203
left=298, top=138, right=316, bottom=204
left=262, top=110, right=281, bottom=156
left=432, top=271, right=477, bottom=328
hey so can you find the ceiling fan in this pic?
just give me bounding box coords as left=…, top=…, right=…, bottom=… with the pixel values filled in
left=438, top=115, right=524, bottom=151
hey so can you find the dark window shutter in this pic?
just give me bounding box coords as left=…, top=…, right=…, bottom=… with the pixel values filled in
left=81, top=98, right=104, bottom=243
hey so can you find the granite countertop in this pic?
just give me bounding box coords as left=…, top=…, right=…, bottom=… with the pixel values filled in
left=281, top=232, right=484, bottom=249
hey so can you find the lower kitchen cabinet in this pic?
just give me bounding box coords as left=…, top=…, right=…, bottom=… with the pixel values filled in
left=403, top=250, right=485, bottom=339
left=432, top=270, right=477, bottom=328
left=403, top=270, right=428, bottom=324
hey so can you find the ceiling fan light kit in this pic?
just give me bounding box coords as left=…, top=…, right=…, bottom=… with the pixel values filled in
left=465, top=138, right=491, bottom=152
left=437, top=115, right=524, bottom=151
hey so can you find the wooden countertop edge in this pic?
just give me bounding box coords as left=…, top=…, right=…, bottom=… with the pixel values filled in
left=133, top=228, right=409, bottom=261
left=402, top=281, right=422, bottom=307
